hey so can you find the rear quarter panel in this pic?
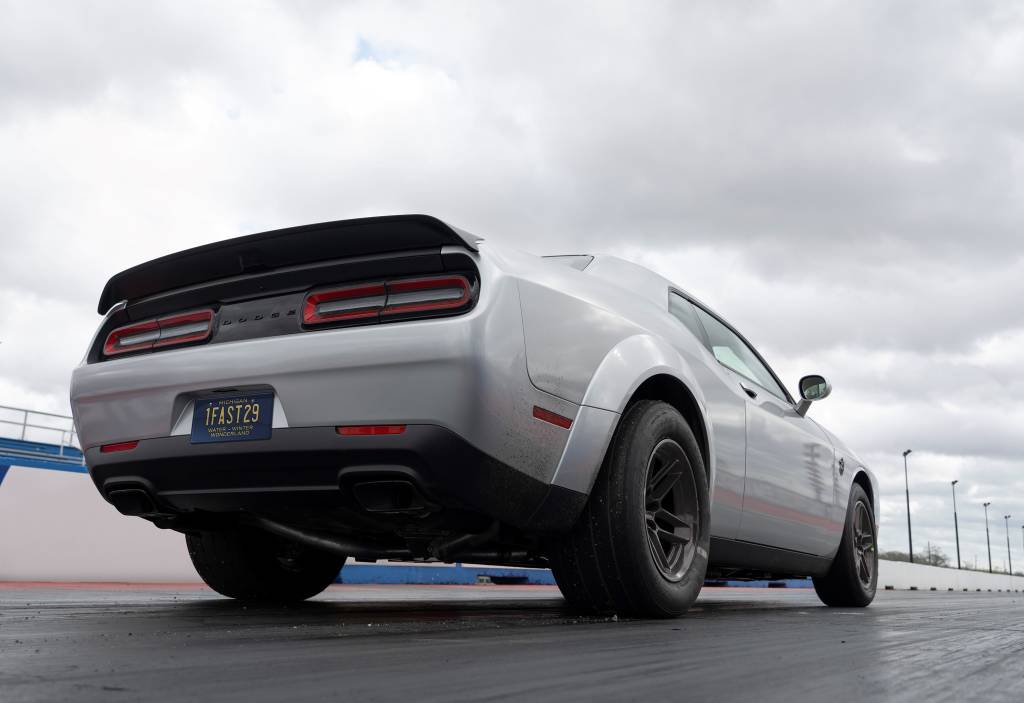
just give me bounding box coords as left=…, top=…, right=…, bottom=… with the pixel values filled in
left=507, top=250, right=746, bottom=538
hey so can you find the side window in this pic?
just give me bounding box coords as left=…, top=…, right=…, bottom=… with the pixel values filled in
left=668, top=293, right=707, bottom=344
left=693, top=307, right=788, bottom=401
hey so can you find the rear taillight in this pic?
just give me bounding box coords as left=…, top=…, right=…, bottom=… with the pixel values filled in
left=153, top=310, right=216, bottom=348
left=103, top=320, right=160, bottom=356
left=104, top=309, right=214, bottom=357
left=303, top=282, right=386, bottom=325
left=383, top=276, right=472, bottom=316
left=303, top=274, right=473, bottom=326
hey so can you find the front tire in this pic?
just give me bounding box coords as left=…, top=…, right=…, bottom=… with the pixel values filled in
left=549, top=400, right=711, bottom=618
left=813, top=483, right=877, bottom=607
left=186, top=527, right=345, bottom=603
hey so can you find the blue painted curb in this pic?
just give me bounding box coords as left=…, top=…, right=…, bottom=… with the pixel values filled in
left=705, top=578, right=812, bottom=589
left=337, top=564, right=813, bottom=588
left=338, top=563, right=556, bottom=585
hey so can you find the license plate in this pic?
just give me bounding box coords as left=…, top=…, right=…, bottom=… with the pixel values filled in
left=191, top=393, right=274, bottom=444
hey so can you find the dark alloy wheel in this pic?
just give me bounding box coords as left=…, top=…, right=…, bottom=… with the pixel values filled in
left=644, top=439, right=700, bottom=582
left=549, top=400, right=711, bottom=618
left=813, top=483, right=877, bottom=607
left=851, top=500, right=876, bottom=588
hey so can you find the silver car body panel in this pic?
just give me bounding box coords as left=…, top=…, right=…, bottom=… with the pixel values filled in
left=71, top=227, right=875, bottom=564
left=736, top=382, right=841, bottom=555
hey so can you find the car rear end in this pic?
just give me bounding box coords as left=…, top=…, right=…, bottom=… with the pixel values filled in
left=71, top=215, right=583, bottom=565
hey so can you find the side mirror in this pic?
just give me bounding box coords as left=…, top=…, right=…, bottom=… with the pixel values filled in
left=796, top=374, right=831, bottom=417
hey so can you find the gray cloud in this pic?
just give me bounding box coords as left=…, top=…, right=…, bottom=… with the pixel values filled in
left=1, top=0, right=1023, bottom=568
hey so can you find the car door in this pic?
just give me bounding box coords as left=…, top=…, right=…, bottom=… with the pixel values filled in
left=691, top=306, right=839, bottom=557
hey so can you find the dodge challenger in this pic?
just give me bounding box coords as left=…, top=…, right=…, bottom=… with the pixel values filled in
left=70, top=214, right=878, bottom=617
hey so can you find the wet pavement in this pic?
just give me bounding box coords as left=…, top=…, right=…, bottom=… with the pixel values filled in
left=2, top=583, right=1023, bottom=702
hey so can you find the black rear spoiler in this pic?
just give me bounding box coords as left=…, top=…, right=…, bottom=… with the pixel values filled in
left=97, top=214, right=481, bottom=314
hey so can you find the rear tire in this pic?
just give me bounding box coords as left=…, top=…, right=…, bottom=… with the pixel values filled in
left=549, top=400, right=710, bottom=618
left=813, top=484, right=877, bottom=607
left=186, top=527, right=345, bottom=603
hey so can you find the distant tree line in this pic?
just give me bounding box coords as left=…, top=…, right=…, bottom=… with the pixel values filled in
left=879, top=548, right=950, bottom=568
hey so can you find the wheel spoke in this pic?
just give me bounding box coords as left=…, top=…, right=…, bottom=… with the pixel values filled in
left=655, top=508, right=688, bottom=529
left=647, top=524, right=670, bottom=571
left=658, top=527, right=690, bottom=546
left=858, top=552, right=872, bottom=583
left=648, top=458, right=683, bottom=502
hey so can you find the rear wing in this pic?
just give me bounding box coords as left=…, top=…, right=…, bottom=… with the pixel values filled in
left=97, top=214, right=481, bottom=314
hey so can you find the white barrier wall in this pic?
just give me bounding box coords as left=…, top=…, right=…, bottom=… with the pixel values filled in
left=878, top=559, right=1024, bottom=592
left=0, top=466, right=198, bottom=582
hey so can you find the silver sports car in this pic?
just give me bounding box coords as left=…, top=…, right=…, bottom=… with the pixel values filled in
left=70, top=215, right=878, bottom=616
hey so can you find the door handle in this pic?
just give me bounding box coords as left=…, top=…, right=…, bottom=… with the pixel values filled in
left=740, top=383, right=758, bottom=399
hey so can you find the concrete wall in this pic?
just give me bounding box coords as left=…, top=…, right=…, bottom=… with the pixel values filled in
left=0, top=465, right=196, bottom=581
left=878, top=558, right=1024, bottom=592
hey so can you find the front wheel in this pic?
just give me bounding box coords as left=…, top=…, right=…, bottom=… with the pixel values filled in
left=549, top=400, right=711, bottom=618
left=813, top=483, right=877, bottom=607
left=187, top=527, right=345, bottom=603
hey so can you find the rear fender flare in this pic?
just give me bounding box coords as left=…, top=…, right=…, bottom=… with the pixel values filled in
left=551, top=334, right=713, bottom=496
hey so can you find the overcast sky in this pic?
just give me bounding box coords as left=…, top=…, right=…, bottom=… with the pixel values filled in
left=2, top=1, right=1023, bottom=569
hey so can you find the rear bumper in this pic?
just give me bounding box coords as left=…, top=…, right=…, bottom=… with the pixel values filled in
left=86, top=425, right=586, bottom=531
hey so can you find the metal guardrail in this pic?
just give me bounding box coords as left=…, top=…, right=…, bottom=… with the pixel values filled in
left=0, top=404, right=83, bottom=463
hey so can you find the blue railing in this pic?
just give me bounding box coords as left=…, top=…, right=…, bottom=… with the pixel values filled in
left=0, top=404, right=86, bottom=473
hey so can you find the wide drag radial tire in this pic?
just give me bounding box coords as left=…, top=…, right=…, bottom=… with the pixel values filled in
left=186, top=528, right=345, bottom=602
left=550, top=400, right=711, bottom=618
left=813, top=483, right=877, bottom=607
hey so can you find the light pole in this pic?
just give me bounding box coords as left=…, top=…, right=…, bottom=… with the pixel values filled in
left=951, top=480, right=961, bottom=569
left=984, top=502, right=993, bottom=573
left=903, top=449, right=914, bottom=563
left=1005, top=515, right=1013, bottom=576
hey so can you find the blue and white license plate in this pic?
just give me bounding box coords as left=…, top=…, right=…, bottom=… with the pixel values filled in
left=191, top=393, right=273, bottom=444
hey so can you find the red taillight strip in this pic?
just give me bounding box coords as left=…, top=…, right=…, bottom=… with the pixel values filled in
left=100, top=440, right=139, bottom=453
left=103, top=320, right=160, bottom=356
left=154, top=310, right=214, bottom=348
left=382, top=275, right=471, bottom=316
left=303, top=282, right=387, bottom=325
left=532, top=406, right=573, bottom=429
left=336, top=425, right=407, bottom=436
left=104, top=309, right=214, bottom=357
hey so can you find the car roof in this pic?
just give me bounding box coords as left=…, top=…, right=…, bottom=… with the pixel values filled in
left=584, top=254, right=715, bottom=313
left=582, top=254, right=797, bottom=405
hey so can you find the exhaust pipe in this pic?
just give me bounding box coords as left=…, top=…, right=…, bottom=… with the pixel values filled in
left=247, top=515, right=412, bottom=560
left=249, top=516, right=514, bottom=564
left=106, top=487, right=158, bottom=516
left=431, top=521, right=500, bottom=561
